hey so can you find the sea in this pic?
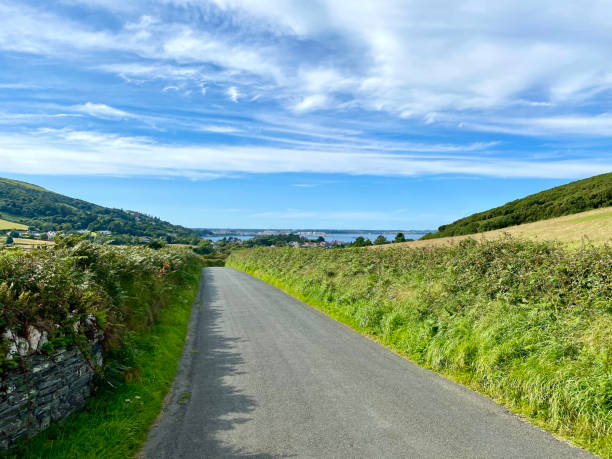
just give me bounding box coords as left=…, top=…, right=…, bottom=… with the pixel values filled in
left=207, top=231, right=430, bottom=243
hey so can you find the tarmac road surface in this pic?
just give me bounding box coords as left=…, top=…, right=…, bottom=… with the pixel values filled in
left=144, top=267, right=593, bottom=458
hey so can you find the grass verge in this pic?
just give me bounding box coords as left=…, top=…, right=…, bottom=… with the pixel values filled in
left=5, top=266, right=201, bottom=459
left=228, top=241, right=611, bottom=458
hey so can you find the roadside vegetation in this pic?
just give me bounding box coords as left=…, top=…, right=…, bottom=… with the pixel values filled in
left=1, top=237, right=202, bottom=457
left=228, top=239, right=612, bottom=457
left=423, top=172, right=612, bottom=239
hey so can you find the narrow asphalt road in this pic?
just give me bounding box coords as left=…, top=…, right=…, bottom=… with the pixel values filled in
left=144, top=267, right=593, bottom=458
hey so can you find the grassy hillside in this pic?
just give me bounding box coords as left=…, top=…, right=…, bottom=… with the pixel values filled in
left=0, top=177, right=197, bottom=238
left=0, top=218, right=27, bottom=230
left=390, top=206, right=612, bottom=249
left=227, top=242, right=612, bottom=457
left=424, top=173, right=612, bottom=239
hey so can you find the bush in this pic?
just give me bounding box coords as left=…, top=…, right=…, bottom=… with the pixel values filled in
left=0, top=236, right=202, bottom=376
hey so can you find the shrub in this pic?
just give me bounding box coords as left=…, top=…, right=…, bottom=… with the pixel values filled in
left=0, top=236, right=202, bottom=375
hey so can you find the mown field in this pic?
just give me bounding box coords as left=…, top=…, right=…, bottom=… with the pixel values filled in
left=397, top=206, right=612, bottom=249
left=0, top=219, right=27, bottom=230
left=4, top=238, right=54, bottom=250
left=227, top=240, right=612, bottom=457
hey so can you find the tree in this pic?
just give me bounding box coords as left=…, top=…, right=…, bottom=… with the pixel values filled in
left=394, top=232, right=406, bottom=243
left=374, top=235, right=388, bottom=245
left=9, top=231, right=19, bottom=238
left=364, top=238, right=373, bottom=246
left=352, top=236, right=367, bottom=247
left=147, top=240, right=165, bottom=249
left=193, top=240, right=214, bottom=255
left=5, top=235, right=13, bottom=245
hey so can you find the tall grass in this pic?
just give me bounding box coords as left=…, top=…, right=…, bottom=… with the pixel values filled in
left=227, top=238, right=612, bottom=457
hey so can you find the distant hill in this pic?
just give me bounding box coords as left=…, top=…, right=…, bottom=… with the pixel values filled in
left=423, top=172, right=612, bottom=239
left=0, top=177, right=198, bottom=238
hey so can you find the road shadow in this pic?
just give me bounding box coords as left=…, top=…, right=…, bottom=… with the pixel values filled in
left=145, top=268, right=286, bottom=458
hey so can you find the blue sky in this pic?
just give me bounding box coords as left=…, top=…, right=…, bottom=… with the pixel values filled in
left=0, top=1, right=611, bottom=229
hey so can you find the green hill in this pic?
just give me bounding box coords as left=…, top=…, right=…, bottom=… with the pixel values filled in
left=0, top=177, right=198, bottom=239
left=423, top=172, right=612, bottom=239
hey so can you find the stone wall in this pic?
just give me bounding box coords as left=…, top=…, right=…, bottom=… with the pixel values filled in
left=0, top=340, right=103, bottom=450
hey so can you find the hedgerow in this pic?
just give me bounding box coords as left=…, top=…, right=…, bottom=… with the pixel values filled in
left=227, top=238, right=612, bottom=457
left=0, top=236, right=202, bottom=375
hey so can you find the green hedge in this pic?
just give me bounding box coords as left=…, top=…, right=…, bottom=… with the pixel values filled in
left=0, top=237, right=202, bottom=374
left=227, top=240, right=612, bottom=457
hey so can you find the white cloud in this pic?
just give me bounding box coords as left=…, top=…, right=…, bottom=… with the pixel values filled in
left=293, top=94, right=328, bottom=113
left=0, top=128, right=609, bottom=179
left=0, top=83, right=39, bottom=89
left=200, top=125, right=241, bottom=133
left=73, top=102, right=133, bottom=119
left=4, top=0, right=612, bottom=137
left=461, top=114, right=612, bottom=137
left=226, top=86, right=240, bottom=102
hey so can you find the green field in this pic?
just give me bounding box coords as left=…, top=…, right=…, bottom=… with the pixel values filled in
left=228, top=240, right=612, bottom=458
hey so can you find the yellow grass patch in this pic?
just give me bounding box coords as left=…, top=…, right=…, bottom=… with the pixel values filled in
left=0, top=218, right=28, bottom=230
left=379, top=206, right=612, bottom=250
left=3, top=237, right=54, bottom=250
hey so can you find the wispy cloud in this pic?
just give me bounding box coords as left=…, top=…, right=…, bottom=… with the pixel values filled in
left=200, top=125, right=242, bottom=134
left=461, top=114, right=612, bottom=137
left=0, top=83, right=40, bottom=89
left=73, top=102, right=133, bottom=119
left=0, top=128, right=608, bottom=179
left=1, top=0, right=612, bottom=188
left=6, top=0, right=612, bottom=125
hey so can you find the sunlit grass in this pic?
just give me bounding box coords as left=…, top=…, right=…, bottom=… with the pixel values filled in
left=391, top=206, right=612, bottom=249
left=0, top=219, right=28, bottom=230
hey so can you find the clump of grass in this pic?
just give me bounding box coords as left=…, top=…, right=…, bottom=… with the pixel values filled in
left=5, top=265, right=201, bottom=459
left=227, top=238, right=612, bottom=457
left=178, top=392, right=191, bottom=405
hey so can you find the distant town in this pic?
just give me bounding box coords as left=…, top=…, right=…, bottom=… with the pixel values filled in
left=202, top=228, right=433, bottom=238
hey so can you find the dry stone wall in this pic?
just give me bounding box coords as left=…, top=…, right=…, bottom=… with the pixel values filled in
left=0, top=340, right=102, bottom=450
